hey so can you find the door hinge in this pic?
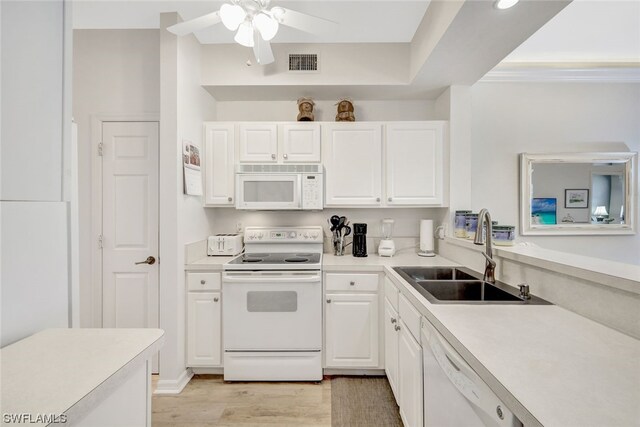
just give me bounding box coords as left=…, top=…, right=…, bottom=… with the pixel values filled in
left=98, top=142, right=104, bottom=156
left=98, top=234, right=103, bottom=249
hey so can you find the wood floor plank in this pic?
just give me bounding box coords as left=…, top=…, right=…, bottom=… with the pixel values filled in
left=152, top=374, right=399, bottom=427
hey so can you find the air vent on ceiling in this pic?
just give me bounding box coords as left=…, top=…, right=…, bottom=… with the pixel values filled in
left=289, top=54, right=318, bottom=72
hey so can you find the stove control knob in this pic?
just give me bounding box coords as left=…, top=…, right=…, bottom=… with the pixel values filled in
left=303, top=233, right=309, bottom=239
left=258, top=233, right=264, bottom=240
left=312, top=233, right=319, bottom=239
left=289, top=232, right=296, bottom=238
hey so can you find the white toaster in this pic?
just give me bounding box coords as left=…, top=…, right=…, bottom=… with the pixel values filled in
left=207, top=234, right=243, bottom=256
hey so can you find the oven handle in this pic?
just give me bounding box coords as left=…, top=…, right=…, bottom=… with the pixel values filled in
left=223, top=273, right=321, bottom=283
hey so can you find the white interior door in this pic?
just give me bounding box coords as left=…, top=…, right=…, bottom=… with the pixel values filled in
left=102, top=121, right=159, bottom=372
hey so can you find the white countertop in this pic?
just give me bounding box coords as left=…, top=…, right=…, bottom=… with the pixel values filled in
left=426, top=304, right=640, bottom=427
left=185, top=255, right=234, bottom=271
left=384, top=266, right=640, bottom=427
left=322, top=252, right=458, bottom=271
left=0, top=328, right=164, bottom=425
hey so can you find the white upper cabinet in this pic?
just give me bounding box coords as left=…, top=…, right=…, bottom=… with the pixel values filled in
left=238, top=123, right=278, bottom=163
left=385, top=122, right=445, bottom=206
left=281, top=123, right=321, bottom=163
left=323, top=123, right=383, bottom=206
left=203, top=123, right=235, bottom=206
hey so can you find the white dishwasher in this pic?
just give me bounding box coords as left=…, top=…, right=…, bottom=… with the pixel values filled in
left=421, top=319, right=522, bottom=427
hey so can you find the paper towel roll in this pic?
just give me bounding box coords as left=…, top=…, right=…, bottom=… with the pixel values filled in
left=419, top=219, right=435, bottom=256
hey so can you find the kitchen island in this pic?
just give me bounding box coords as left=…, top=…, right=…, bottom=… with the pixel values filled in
left=1, top=328, right=164, bottom=426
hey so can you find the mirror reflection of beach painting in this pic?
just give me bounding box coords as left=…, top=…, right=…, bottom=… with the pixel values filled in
left=532, top=198, right=557, bottom=225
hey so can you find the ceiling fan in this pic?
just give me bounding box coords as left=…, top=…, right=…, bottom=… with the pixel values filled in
left=167, top=0, right=337, bottom=65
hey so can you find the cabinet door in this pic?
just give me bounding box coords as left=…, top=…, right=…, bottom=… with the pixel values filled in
left=385, top=122, right=444, bottom=206
left=398, top=320, right=423, bottom=427
left=325, top=293, right=379, bottom=368
left=203, top=123, right=235, bottom=206
left=323, top=123, right=382, bottom=206
left=384, top=298, right=400, bottom=402
left=238, top=123, right=278, bottom=163
left=187, top=292, right=222, bottom=367
left=282, top=123, right=321, bottom=163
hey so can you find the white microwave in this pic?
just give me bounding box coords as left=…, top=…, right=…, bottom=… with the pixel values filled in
left=235, top=164, right=323, bottom=210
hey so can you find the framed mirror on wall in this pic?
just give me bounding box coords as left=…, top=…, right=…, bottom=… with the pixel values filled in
left=520, top=152, right=638, bottom=235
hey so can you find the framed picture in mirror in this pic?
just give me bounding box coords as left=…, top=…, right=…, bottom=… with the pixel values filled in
left=565, top=189, right=589, bottom=209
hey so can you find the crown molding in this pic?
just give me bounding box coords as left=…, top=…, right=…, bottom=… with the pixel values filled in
left=481, top=62, right=640, bottom=83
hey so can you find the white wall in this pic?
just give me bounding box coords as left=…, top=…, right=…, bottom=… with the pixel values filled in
left=157, top=12, right=216, bottom=390
left=469, top=82, right=640, bottom=265
left=201, top=43, right=409, bottom=86
left=1, top=0, right=70, bottom=347
left=216, top=100, right=435, bottom=122
left=73, top=29, right=160, bottom=327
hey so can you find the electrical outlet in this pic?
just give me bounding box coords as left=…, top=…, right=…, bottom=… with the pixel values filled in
left=236, top=222, right=243, bottom=233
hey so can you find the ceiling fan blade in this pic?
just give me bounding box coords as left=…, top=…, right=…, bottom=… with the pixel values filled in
left=166, top=11, right=221, bottom=36
left=253, top=33, right=275, bottom=65
left=272, top=7, right=337, bottom=35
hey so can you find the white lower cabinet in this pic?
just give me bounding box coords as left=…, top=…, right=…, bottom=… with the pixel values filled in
left=398, top=319, right=423, bottom=427
left=384, top=298, right=400, bottom=399
left=187, top=291, right=222, bottom=367
left=325, top=293, right=379, bottom=368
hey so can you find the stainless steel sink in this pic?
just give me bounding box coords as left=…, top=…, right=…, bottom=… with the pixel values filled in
left=416, top=280, right=522, bottom=302
left=397, top=267, right=477, bottom=281
left=393, top=267, right=550, bottom=305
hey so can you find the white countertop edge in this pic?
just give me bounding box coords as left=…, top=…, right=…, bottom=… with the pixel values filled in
left=444, top=237, right=640, bottom=295
left=64, top=332, right=164, bottom=424
left=383, top=266, right=543, bottom=427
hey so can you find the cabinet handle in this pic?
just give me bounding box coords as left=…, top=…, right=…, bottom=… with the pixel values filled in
left=388, top=197, right=392, bottom=202
left=376, top=197, right=381, bottom=202
left=349, top=281, right=355, bottom=286
left=214, top=297, right=219, bottom=302
left=283, top=154, right=288, bottom=159
left=390, top=317, right=397, bottom=324
left=326, top=299, right=332, bottom=303
left=228, top=197, right=233, bottom=202
left=200, top=280, right=206, bottom=285
left=271, top=153, right=276, bottom=159
left=394, top=325, right=401, bottom=331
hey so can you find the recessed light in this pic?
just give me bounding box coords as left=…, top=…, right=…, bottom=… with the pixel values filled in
left=495, top=0, right=519, bottom=9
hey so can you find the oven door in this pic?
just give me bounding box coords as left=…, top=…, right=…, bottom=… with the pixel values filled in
left=236, top=174, right=301, bottom=210
left=223, top=271, right=322, bottom=351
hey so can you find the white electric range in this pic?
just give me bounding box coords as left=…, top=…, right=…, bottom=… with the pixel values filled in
left=222, top=226, right=323, bottom=381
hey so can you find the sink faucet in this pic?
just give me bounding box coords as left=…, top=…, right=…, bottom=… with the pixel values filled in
left=473, top=208, right=496, bottom=283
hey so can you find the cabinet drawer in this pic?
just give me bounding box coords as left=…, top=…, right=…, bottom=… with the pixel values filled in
left=187, top=272, right=221, bottom=291
left=384, top=277, right=399, bottom=310
left=325, top=273, right=379, bottom=292
left=399, top=294, right=421, bottom=341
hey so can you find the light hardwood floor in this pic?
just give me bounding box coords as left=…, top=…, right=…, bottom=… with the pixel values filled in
left=152, top=375, right=331, bottom=427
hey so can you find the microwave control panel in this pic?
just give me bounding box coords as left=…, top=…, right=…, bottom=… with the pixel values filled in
left=301, top=174, right=323, bottom=210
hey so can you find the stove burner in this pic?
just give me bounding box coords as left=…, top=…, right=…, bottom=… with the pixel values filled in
left=242, top=258, right=263, bottom=263
left=284, top=257, right=309, bottom=263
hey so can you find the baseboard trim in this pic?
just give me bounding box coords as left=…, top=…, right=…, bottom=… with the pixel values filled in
left=190, top=367, right=224, bottom=375
left=153, top=368, right=193, bottom=395
left=324, top=368, right=386, bottom=376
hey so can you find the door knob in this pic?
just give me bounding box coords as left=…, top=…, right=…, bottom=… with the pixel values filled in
left=326, top=299, right=331, bottom=303
left=135, top=256, right=156, bottom=265
left=283, top=154, right=288, bottom=159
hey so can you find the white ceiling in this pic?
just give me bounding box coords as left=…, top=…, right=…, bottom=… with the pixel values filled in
left=506, top=0, right=640, bottom=62
left=72, top=0, right=431, bottom=44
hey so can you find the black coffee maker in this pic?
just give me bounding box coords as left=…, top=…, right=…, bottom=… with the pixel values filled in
left=352, top=223, right=368, bottom=257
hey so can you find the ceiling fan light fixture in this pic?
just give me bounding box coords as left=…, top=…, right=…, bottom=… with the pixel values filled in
left=220, top=3, right=247, bottom=31
left=270, top=6, right=285, bottom=23
left=234, top=21, right=255, bottom=47
left=494, top=0, right=519, bottom=9
left=253, top=12, right=279, bottom=41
